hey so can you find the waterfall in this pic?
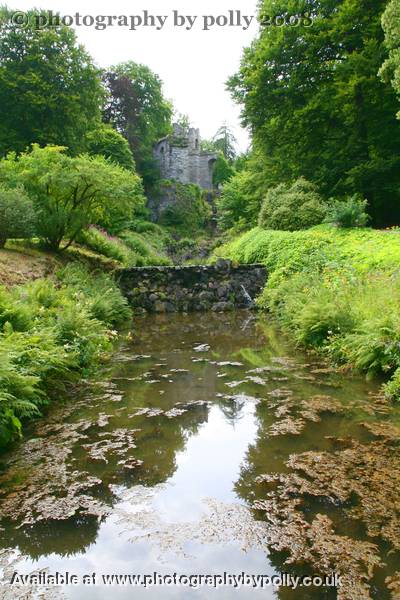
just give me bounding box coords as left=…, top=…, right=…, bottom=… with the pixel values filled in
left=241, top=284, right=254, bottom=307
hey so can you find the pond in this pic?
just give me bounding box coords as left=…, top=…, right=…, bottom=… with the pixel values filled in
left=0, top=312, right=399, bottom=599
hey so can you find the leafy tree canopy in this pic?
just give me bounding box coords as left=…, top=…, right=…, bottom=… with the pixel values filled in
left=212, top=153, right=235, bottom=187
left=380, top=0, right=400, bottom=116
left=0, top=7, right=103, bottom=156
left=228, top=0, right=400, bottom=226
left=103, top=61, right=172, bottom=188
left=212, top=123, right=237, bottom=162
left=85, top=125, right=135, bottom=171
left=0, top=145, right=145, bottom=249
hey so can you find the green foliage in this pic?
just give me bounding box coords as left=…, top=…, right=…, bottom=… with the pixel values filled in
left=0, top=186, right=35, bottom=247
left=85, top=125, right=135, bottom=170
left=0, top=7, right=103, bottom=156
left=228, top=0, right=400, bottom=226
left=212, top=123, right=237, bottom=161
left=78, top=226, right=135, bottom=265
left=0, top=145, right=145, bottom=248
left=212, top=153, right=235, bottom=187
left=78, top=225, right=171, bottom=266
left=0, top=264, right=131, bottom=448
left=157, top=181, right=211, bottom=234
left=214, top=226, right=400, bottom=399
left=56, top=263, right=131, bottom=327
left=217, top=167, right=264, bottom=232
left=380, top=0, right=400, bottom=117
left=119, top=230, right=171, bottom=265
left=103, top=61, right=172, bottom=187
left=325, top=195, right=370, bottom=228
left=258, top=178, right=326, bottom=231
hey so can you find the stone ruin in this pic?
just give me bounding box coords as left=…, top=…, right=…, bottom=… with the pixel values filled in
left=153, top=123, right=217, bottom=190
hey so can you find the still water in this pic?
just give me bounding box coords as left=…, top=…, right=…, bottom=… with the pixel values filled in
left=0, top=312, right=399, bottom=599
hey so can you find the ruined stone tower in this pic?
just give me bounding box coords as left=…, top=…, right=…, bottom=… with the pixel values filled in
left=153, top=123, right=217, bottom=190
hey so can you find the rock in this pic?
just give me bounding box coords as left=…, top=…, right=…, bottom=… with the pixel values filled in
left=211, top=301, right=234, bottom=312
left=154, top=301, right=167, bottom=312
left=199, top=290, right=213, bottom=301
left=215, top=258, right=232, bottom=272
left=117, top=263, right=267, bottom=313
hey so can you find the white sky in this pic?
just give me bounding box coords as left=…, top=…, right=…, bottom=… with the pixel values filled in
left=14, top=0, right=259, bottom=151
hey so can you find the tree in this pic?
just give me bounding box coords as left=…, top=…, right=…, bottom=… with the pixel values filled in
left=212, top=153, right=235, bottom=187
left=217, top=168, right=263, bottom=232
left=103, top=62, right=172, bottom=187
left=228, top=0, right=400, bottom=226
left=212, top=123, right=237, bottom=162
left=380, top=0, right=400, bottom=116
left=85, top=125, right=135, bottom=171
left=175, top=113, right=191, bottom=130
left=0, top=187, right=35, bottom=247
left=0, top=7, right=103, bottom=156
left=0, top=145, right=145, bottom=249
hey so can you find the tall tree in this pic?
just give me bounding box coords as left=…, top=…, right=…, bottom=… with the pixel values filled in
left=103, top=62, right=172, bottom=187
left=0, top=7, right=103, bottom=156
left=212, top=123, right=237, bottom=162
left=380, top=0, right=400, bottom=116
left=228, top=0, right=400, bottom=226
left=85, top=125, right=135, bottom=171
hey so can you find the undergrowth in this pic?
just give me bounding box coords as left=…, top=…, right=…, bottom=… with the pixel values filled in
left=213, top=226, right=400, bottom=399
left=0, top=264, right=130, bottom=448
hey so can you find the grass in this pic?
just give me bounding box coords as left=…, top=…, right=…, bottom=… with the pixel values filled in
left=213, top=225, right=400, bottom=399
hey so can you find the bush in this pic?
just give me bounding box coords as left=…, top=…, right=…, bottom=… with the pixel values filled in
left=119, top=230, right=171, bottom=265
left=156, top=181, right=211, bottom=234
left=325, top=195, right=369, bottom=228
left=0, top=186, right=35, bottom=247
left=0, top=145, right=145, bottom=249
left=258, top=178, right=326, bottom=231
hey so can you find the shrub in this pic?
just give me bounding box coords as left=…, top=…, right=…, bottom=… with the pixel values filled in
left=325, top=195, right=369, bottom=228
left=0, top=145, right=145, bottom=249
left=156, top=181, right=211, bottom=234
left=0, top=186, right=35, bottom=247
left=120, top=230, right=171, bottom=265
left=258, top=178, right=326, bottom=231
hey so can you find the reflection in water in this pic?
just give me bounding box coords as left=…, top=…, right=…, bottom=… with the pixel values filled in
left=0, top=312, right=399, bottom=599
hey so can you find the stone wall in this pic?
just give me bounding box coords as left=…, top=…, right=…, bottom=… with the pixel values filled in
left=117, top=259, right=267, bottom=313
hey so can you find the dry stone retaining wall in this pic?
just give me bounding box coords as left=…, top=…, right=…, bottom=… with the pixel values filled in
left=117, top=259, right=267, bottom=313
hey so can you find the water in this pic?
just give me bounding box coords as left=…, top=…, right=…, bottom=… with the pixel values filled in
left=0, top=312, right=399, bottom=599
